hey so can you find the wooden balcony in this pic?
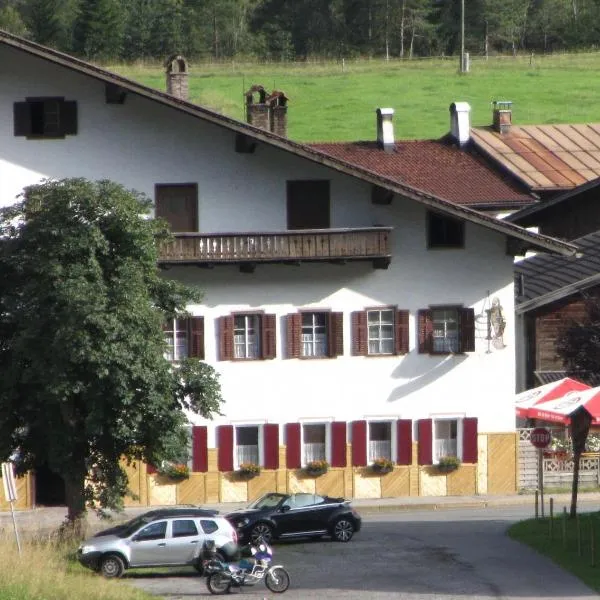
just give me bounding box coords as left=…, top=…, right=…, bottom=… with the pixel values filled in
left=158, top=227, right=392, bottom=270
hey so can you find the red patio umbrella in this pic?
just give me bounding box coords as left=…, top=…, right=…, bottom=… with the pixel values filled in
left=527, top=385, right=600, bottom=426
left=514, top=377, right=590, bottom=419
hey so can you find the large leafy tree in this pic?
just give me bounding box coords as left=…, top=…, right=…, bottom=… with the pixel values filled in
left=0, top=178, right=223, bottom=529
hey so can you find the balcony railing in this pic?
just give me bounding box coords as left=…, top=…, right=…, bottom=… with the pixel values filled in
left=158, top=227, right=392, bottom=268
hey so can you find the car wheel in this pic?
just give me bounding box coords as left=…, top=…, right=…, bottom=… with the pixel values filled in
left=331, top=518, right=355, bottom=542
left=100, top=554, right=125, bottom=578
left=249, top=522, right=273, bottom=545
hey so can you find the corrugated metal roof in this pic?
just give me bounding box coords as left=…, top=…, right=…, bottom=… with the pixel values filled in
left=471, top=125, right=600, bottom=192
left=515, top=230, right=600, bottom=310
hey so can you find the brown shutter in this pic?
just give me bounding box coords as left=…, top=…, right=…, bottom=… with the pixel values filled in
left=330, top=422, right=347, bottom=467
left=285, top=423, right=301, bottom=468
left=417, top=309, right=433, bottom=354
left=351, top=420, right=367, bottom=466
left=286, top=314, right=301, bottom=358
left=261, top=314, right=277, bottom=359
left=60, top=100, right=78, bottom=135
left=417, top=419, right=433, bottom=465
left=188, top=316, right=205, bottom=359
left=192, top=426, right=208, bottom=472
left=14, top=102, right=32, bottom=136
left=218, top=316, right=234, bottom=361
left=459, top=307, right=475, bottom=353
left=462, top=417, right=478, bottom=463
left=351, top=311, right=368, bottom=356
left=395, top=309, right=410, bottom=355
left=263, top=423, right=279, bottom=469
left=328, top=312, right=344, bottom=358
left=217, top=425, right=234, bottom=472
left=396, top=419, right=413, bottom=465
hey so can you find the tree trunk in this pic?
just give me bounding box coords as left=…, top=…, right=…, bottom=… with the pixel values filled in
left=64, top=472, right=88, bottom=538
left=400, top=1, right=405, bottom=58
left=570, top=410, right=591, bottom=518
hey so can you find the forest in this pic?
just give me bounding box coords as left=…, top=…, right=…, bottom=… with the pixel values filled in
left=0, top=1, right=597, bottom=62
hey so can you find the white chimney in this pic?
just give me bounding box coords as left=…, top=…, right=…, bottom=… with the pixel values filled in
left=376, top=108, right=395, bottom=152
left=449, top=102, right=471, bottom=146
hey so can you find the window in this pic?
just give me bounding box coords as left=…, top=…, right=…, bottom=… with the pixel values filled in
left=352, top=308, right=409, bottom=356
left=163, top=316, right=204, bottom=361
left=235, top=425, right=259, bottom=468
left=427, top=212, right=464, bottom=248
left=433, top=419, right=459, bottom=463
left=417, top=307, right=475, bottom=354
left=234, top=315, right=260, bottom=359
left=302, top=423, right=327, bottom=465
left=200, top=520, right=219, bottom=534
left=14, top=97, right=77, bottom=139
left=287, top=180, right=330, bottom=230
left=172, top=519, right=198, bottom=538
left=286, top=312, right=343, bottom=359
left=368, top=422, right=392, bottom=462
left=135, top=521, right=167, bottom=541
left=218, top=313, right=275, bottom=361
left=155, top=184, right=198, bottom=233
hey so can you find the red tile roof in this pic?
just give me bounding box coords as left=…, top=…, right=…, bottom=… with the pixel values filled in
left=310, top=138, right=535, bottom=209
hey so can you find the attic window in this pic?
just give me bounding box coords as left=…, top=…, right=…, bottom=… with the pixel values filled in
left=14, top=97, right=77, bottom=139
left=427, top=212, right=464, bottom=249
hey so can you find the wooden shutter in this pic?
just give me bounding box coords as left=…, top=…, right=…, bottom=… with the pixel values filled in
left=418, top=309, right=433, bottom=354
left=395, top=309, right=410, bottom=355
left=462, top=417, right=478, bottom=463
left=351, top=311, right=368, bottom=356
left=188, top=317, right=205, bottom=359
left=14, top=102, right=32, bottom=136
left=261, top=314, right=277, bottom=360
left=396, top=419, right=413, bottom=465
left=192, top=425, right=208, bottom=472
left=351, top=420, right=367, bottom=467
left=459, top=307, right=476, bottom=353
left=328, top=312, right=344, bottom=357
left=217, top=425, right=234, bottom=472
left=60, top=100, right=78, bottom=135
left=285, top=423, right=301, bottom=469
left=146, top=463, right=157, bottom=474
left=417, top=419, right=433, bottom=465
left=286, top=314, right=301, bottom=358
left=330, top=422, right=347, bottom=467
left=218, top=316, right=234, bottom=361
left=263, top=424, right=279, bottom=469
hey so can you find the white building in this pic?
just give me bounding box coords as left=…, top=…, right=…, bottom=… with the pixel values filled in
left=0, top=31, right=577, bottom=507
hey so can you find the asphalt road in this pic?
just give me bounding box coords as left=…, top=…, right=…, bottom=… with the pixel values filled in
left=123, top=505, right=599, bottom=600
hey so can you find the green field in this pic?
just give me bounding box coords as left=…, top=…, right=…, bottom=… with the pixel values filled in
left=110, top=53, right=600, bottom=142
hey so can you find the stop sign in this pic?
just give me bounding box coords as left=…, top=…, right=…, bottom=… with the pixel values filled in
left=530, top=427, right=552, bottom=449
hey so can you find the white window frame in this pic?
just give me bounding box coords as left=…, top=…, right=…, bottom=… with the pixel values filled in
left=431, top=416, right=463, bottom=463
left=367, top=309, right=395, bottom=355
left=366, top=418, right=396, bottom=463
left=300, top=419, right=332, bottom=466
left=301, top=312, right=328, bottom=358
left=431, top=307, right=459, bottom=354
left=233, top=314, right=260, bottom=359
left=164, top=317, right=189, bottom=362
left=232, top=422, right=264, bottom=470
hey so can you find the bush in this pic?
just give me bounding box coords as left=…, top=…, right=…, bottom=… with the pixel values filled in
left=437, top=455, right=461, bottom=473
left=370, top=457, right=394, bottom=473
left=237, top=462, right=261, bottom=477
left=305, top=459, right=329, bottom=475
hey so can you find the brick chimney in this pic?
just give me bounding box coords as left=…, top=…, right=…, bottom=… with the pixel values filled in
left=376, top=108, right=395, bottom=152
left=449, top=102, right=471, bottom=146
left=267, top=90, right=289, bottom=137
left=492, top=100, right=513, bottom=134
left=245, top=85, right=269, bottom=131
left=165, top=54, right=189, bottom=101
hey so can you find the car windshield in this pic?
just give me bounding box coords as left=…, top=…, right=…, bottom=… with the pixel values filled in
left=247, top=493, right=286, bottom=509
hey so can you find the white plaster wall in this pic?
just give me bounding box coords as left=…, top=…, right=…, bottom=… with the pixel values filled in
left=0, top=46, right=518, bottom=447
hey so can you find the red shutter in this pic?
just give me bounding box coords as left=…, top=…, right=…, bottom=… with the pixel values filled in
left=418, top=310, right=433, bottom=354
left=192, top=425, right=208, bottom=472
left=147, top=463, right=157, bottom=474
left=261, top=314, right=277, bottom=359
left=331, top=422, right=347, bottom=467
left=285, top=423, right=301, bottom=468
left=351, top=420, right=367, bottom=466
left=328, top=312, right=344, bottom=357
left=459, top=308, right=476, bottom=353
left=188, top=317, right=205, bottom=359
left=263, top=423, right=279, bottom=469
left=396, top=419, right=412, bottom=465
left=417, top=419, right=433, bottom=465
left=462, top=417, right=478, bottom=463
left=218, top=316, right=234, bottom=361
left=217, top=425, right=234, bottom=471
left=286, top=314, right=301, bottom=358
left=395, top=309, right=410, bottom=355
left=351, top=311, right=368, bottom=356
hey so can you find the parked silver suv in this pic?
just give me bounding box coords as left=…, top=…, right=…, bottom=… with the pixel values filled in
left=77, top=507, right=238, bottom=578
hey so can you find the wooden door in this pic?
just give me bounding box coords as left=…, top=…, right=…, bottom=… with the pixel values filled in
left=155, top=184, right=198, bottom=232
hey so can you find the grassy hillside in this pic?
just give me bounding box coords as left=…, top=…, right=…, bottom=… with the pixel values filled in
left=111, top=53, right=600, bottom=142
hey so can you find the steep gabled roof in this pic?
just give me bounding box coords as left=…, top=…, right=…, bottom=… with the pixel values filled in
left=0, top=29, right=579, bottom=258
left=471, top=124, right=600, bottom=193
left=515, top=229, right=600, bottom=313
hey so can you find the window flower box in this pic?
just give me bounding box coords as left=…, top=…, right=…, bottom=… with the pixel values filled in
left=304, top=459, right=329, bottom=477
left=370, top=457, right=394, bottom=475
left=436, top=456, right=460, bottom=474
left=237, top=462, right=261, bottom=479
left=158, top=463, right=190, bottom=481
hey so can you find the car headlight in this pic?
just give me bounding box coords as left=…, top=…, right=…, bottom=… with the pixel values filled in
left=236, top=518, right=249, bottom=528
left=79, top=544, right=96, bottom=554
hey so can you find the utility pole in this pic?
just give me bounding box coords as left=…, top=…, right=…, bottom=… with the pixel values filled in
left=460, top=0, right=466, bottom=73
